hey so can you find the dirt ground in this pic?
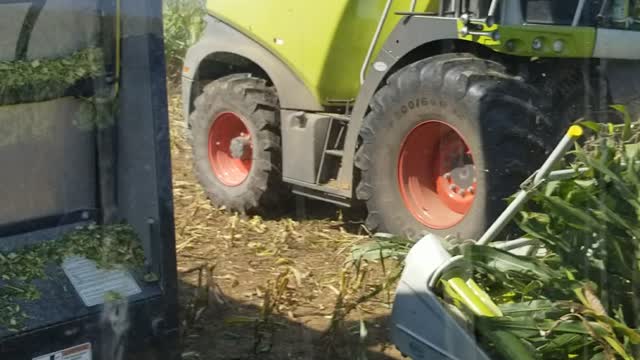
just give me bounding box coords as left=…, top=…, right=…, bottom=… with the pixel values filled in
left=167, top=90, right=404, bottom=360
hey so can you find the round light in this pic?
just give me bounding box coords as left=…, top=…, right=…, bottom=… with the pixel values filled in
left=553, top=40, right=565, bottom=53
left=532, top=38, right=543, bottom=50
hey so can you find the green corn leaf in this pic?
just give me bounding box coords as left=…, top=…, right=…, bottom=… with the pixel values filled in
left=578, top=120, right=604, bottom=133
left=499, top=300, right=554, bottom=317
left=462, top=245, right=558, bottom=282
left=446, top=277, right=498, bottom=317
left=466, top=279, right=503, bottom=317
left=476, top=319, right=539, bottom=360
left=623, top=152, right=640, bottom=185
left=489, top=331, right=539, bottom=360
left=603, top=335, right=633, bottom=360
left=486, top=326, right=541, bottom=339
left=480, top=317, right=610, bottom=337
left=537, top=333, right=588, bottom=353
left=589, top=314, right=640, bottom=344
left=545, top=180, right=561, bottom=196
left=574, top=179, right=597, bottom=188
left=522, top=211, right=551, bottom=225
left=611, top=105, right=632, bottom=141
left=348, top=239, right=410, bottom=264
left=588, top=194, right=640, bottom=240
left=626, top=143, right=640, bottom=158
left=517, top=216, right=570, bottom=253
left=577, top=149, right=640, bottom=208
left=541, top=196, right=603, bottom=231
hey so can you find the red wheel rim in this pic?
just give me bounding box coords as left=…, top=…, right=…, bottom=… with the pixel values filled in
left=397, top=120, right=476, bottom=229
left=208, top=112, right=253, bottom=187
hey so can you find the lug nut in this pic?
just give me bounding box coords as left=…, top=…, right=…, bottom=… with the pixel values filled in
left=458, top=189, right=466, bottom=196
left=444, top=173, right=452, bottom=181
left=467, top=187, right=475, bottom=194
left=449, top=184, right=457, bottom=192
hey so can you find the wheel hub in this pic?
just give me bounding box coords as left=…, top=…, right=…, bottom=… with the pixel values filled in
left=447, top=164, right=475, bottom=188
left=230, top=136, right=251, bottom=159
left=207, top=112, right=253, bottom=187
left=434, top=131, right=476, bottom=215
left=397, top=120, right=477, bottom=230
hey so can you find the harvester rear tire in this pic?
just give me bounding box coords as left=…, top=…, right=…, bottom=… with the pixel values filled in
left=355, top=53, right=555, bottom=240
left=189, top=74, right=287, bottom=214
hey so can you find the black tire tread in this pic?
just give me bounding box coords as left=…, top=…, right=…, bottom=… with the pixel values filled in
left=190, top=73, right=287, bottom=214
left=356, top=53, right=555, bottom=239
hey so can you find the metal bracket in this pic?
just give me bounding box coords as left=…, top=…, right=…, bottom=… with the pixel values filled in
left=458, top=12, right=499, bottom=40
left=459, top=26, right=499, bottom=40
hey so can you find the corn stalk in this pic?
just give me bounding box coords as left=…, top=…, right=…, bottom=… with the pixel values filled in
left=442, top=119, right=640, bottom=359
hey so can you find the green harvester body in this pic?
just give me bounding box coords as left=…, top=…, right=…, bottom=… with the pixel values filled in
left=203, top=0, right=618, bottom=107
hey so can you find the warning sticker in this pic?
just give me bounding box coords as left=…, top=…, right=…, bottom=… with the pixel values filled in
left=33, top=342, right=92, bottom=360
left=62, top=256, right=142, bottom=307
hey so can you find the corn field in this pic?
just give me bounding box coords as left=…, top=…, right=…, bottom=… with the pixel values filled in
left=163, top=0, right=206, bottom=81
left=435, top=116, right=640, bottom=360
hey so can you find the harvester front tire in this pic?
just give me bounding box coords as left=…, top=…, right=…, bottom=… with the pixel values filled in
left=356, top=53, right=554, bottom=240
left=190, top=74, right=287, bottom=214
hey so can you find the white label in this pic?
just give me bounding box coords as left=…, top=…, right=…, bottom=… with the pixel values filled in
left=373, top=61, right=388, bottom=72
left=33, top=343, right=92, bottom=360
left=62, top=256, right=142, bottom=307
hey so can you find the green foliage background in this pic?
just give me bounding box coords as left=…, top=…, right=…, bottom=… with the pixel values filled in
left=163, top=0, right=206, bottom=82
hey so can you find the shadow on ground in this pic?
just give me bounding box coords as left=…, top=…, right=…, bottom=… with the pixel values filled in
left=177, top=276, right=401, bottom=360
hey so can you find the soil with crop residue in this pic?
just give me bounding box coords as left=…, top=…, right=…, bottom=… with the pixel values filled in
left=168, top=88, right=404, bottom=360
